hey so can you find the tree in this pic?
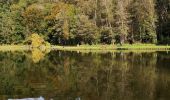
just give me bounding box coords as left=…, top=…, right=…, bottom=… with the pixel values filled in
left=31, top=33, right=44, bottom=48
left=114, top=0, right=130, bottom=44
left=0, top=0, right=169, bottom=45
left=44, top=2, right=77, bottom=45
left=23, top=4, right=44, bottom=34
left=156, top=0, right=170, bottom=44
left=73, top=15, right=99, bottom=45
left=100, top=27, right=113, bottom=44
left=0, top=1, right=17, bottom=44
left=131, top=0, right=157, bottom=43
left=10, top=4, right=25, bottom=44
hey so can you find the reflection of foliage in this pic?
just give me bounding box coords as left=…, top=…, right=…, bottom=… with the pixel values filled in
left=0, top=51, right=169, bottom=100
left=32, top=48, right=45, bottom=63
left=31, top=48, right=51, bottom=63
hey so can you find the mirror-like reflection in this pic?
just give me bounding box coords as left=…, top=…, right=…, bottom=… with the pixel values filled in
left=0, top=50, right=169, bottom=100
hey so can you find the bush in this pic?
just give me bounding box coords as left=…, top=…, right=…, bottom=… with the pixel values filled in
left=100, top=27, right=113, bottom=44
left=31, top=33, right=44, bottom=48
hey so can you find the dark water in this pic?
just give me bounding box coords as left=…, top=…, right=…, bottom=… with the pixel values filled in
left=0, top=50, right=170, bottom=100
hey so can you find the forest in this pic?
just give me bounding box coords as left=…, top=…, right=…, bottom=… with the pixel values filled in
left=0, top=0, right=170, bottom=45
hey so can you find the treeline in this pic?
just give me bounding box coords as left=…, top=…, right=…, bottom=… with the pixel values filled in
left=0, top=0, right=170, bottom=45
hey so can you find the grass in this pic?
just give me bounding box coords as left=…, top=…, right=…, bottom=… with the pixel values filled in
left=0, top=44, right=170, bottom=51
left=0, top=45, right=30, bottom=51
left=52, top=44, right=170, bottom=51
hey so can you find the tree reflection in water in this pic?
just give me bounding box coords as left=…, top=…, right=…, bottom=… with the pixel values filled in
left=0, top=50, right=169, bottom=100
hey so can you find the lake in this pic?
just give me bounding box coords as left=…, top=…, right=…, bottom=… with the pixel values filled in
left=0, top=50, right=169, bottom=100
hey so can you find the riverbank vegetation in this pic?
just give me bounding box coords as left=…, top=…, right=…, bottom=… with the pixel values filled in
left=53, top=44, right=170, bottom=51
left=0, top=0, right=170, bottom=46
left=1, top=44, right=170, bottom=51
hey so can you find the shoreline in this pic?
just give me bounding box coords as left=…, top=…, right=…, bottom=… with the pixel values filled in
left=0, top=45, right=30, bottom=51
left=0, top=44, right=170, bottom=51
left=52, top=44, right=170, bottom=51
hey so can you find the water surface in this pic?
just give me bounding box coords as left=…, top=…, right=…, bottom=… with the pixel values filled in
left=0, top=50, right=169, bottom=100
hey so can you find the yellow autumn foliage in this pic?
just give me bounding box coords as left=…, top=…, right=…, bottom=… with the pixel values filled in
left=31, top=33, right=44, bottom=48
left=32, top=48, right=44, bottom=63
left=63, top=20, right=69, bottom=39
left=31, top=48, right=51, bottom=63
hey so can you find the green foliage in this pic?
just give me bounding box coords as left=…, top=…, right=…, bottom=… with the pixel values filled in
left=0, top=0, right=169, bottom=45
left=44, top=2, right=76, bottom=45
left=73, top=15, right=99, bottom=45
left=23, top=4, right=45, bottom=34
left=114, top=0, right=130, bottom=44
left=10, top=4, right=25, bottom=43
left=131, top=0, right=157, bottom=43
left=156, top=0, right=170, bottom=44
left=0, top=1, right=25, bottom=44
left=100, top=27, right=113, bottom=44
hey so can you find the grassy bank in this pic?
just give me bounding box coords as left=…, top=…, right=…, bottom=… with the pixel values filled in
left=0, top=45, right=30, bottom=51
left=1, top=44, right=170, bottom=51
left=52, top=44, right=170, bottom=51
